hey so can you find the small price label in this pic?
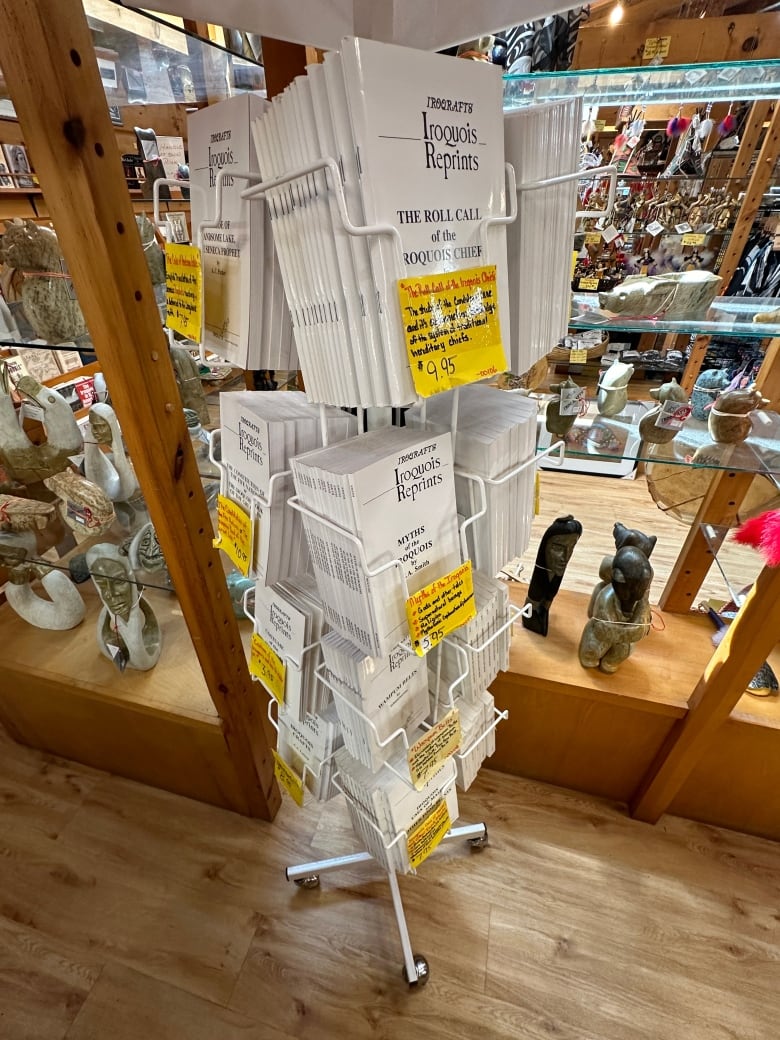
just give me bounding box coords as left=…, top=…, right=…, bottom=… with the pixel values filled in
left=407, top=799, right=451, bottom=870
left=645, top=220, right=665, bottom=236
left=578, top=277, right=600, bottom=291
left=250, top=632, right=286, bottom=703
left=569, top=348, right=588, bottom=364
left=213, top=494, right=253, bottom=576
left=682, top=232, right=706, bottom=246
left=559, top=384, right=586, bottom=415
left=594, top=119, right=606, bottom=132
left=398, top=265, right=507, bottom=398
left=643, top=35, right=671, bottom=59
left=272, top=750, right=305, bottom=807
left=405, top=560, right=476, bottom=657
left=655, top=400, right=692, bottom=430
left=674, top=222, right=693, bottom=235
left=584, top=232, right=602, bottom=246
left=408, top=708, right=461, bottom=790
left=165, top=243, right=202, bottom=340
left=601, top=224, right=620, bottom=244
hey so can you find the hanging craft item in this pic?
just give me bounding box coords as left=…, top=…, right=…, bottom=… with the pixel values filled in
left=666, top=107, right=691, bottom=138
left=697, top=103, right=714, bottom=141
left=717, top=104, right=736, bottom=138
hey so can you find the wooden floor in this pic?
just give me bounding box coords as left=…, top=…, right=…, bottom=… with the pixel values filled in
left=2, top=725, right=779, bottom=1040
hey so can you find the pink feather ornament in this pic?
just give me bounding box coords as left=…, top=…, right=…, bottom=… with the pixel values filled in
left=717, top=113, right=736, bottom=137
left=666, top=115, right=691, bottom=138
left=733, top=510, right=780, bottom=567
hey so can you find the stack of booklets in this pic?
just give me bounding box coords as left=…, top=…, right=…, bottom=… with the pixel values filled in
left=189, top=94, right=296, bottom=371
left=406, top=386, right=537, bottom=575
left=252, top=37, right=509, bottom=408
left=277, top=701, right=342, bottom=802
left=428, top=570, right=511, bottom=708
left=453, top=690, right=497, bottom=792
left=291, top=427, right=461, bottom=658
left=253, top=574, right=327, bottom=722
left=504, top=98, right=582, bottom=375
left=220, top=391, right=356, bottom=585
left=321, top=634, right=429, bottom=772
left=334, top=741, right=459, bottom=874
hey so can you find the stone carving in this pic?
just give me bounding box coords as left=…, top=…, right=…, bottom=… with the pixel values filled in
left=522, top=515, right=583, bottom=637
left=579, top=523, right=655, bottom=673
left=137, top=214, right=166, bottom=286
left=598, top=270, right=722, bottom=320
left=597, top=360, right=634, bottom=417
left=690, top=368, right=729, bottom=422
left=0, top=545, right=85, bottom=630
left=638, top=378, right=688, bottom=445
left=128, top=521, right=167, bottom=578
left=86, top=543, right=161, bottom=671
left=84, top=403, right=139, bottom=503
left=0, top=220, right=86, bottom=342
left=170, top=346, right=210, bottom=426
left=0, top=375, right=82, bottom=484
left=545, top=377, right=581, bottom=440
left=691, top=386, right=769, bottom=466
left=44, top=468, right=115, bottom=536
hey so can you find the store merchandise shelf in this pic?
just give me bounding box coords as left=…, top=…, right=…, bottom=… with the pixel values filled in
left=569, top=294, right=780, bottom=340
left=504, top=58, right=780, bottom=108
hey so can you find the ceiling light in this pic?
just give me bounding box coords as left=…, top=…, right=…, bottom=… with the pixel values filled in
left=609, top=2, right=625, bottom=25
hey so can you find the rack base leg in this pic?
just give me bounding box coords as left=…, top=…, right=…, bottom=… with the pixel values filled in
left=387, top=867, right=429, bottom=988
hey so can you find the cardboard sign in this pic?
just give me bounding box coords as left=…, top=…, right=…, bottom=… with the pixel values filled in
left=407, top=799, right=451, bottom=870
left=405, top=560, right=476, bottom=656
left=165, top=243, right=202, bottom=340
left=272, top=750, right=305, bottom=807
left=407, top=708, right=461, bottom=789
left=682, top=232, right=706, bottom=246
left=250, top=633, right=286, bottom=703
left=398, top=265, right=507, bottom=397
left=212, top=494, right=252, bottom=575
left=578, top=277, right=600, bottom=291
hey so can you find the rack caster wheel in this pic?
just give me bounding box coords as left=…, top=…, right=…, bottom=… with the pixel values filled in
left=294, top=874, right=320, bottom=889
left=469, top=827, right=489, bottom=849
left=402, top=954, right=430, bottom=988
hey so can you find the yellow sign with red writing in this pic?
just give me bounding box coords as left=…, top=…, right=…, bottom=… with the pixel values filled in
left=165, top=243, right=202, bottom=340
left=407, top=799, right=452, bottom=870
left=405, top=561, right=476, bottom=656
left=212, top=494, right=252, bottom=576
left=249, top=633, right=286, bottom=703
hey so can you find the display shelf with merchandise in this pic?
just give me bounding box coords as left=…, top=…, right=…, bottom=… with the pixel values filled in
left=569, top=294, right=780, bottom=340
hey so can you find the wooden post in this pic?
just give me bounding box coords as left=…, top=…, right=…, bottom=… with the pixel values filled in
left=0, top=0, right=280, bottom=820
left=632, top=562, right=780, bottom=822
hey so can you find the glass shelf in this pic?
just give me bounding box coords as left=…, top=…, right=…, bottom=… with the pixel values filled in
left=569, top=294, right=780, bottom=340
left=504, top=58, right=780, bottom=108
left=534, top=397, right=780, bottom=478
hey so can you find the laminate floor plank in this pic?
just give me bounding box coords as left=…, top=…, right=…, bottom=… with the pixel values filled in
left=0, top=916, right=101, bottom=1040
left=0, top=733, right=778, bottom=1040
left=64, top=963, right=295, bottom=1040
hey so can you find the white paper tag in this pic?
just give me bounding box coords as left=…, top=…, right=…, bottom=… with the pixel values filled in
left=559, top=385, right=586, bottom=416
left=646, top=220, right=665, bottom=236
left=675, top=222, right=693, bottom=235
left=655, top=400, right=692, bottom=429
left=701, top=222, right=715, bottom=233
left=601, top=224, right=621, bottom=244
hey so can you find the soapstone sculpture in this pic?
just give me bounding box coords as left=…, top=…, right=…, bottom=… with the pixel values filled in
left=638, top=378, right=689, bottom=445
left=522, top=514, right=583, bottom=636
left=0, top=375, right=82, bottom=484
left=86, top=542, right=161, bottom=671
left=597, top=360, right=634, bottom=417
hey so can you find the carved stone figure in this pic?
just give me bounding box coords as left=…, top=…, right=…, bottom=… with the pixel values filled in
left=597, top=360, right=634, bottom=417
left=86, top=543, right=161, bottom=671
left=638, top=378, right=689, bottom=445
left=170, top=346, right=209, bottom=426
left=545, top=377, right=581, bottom=439
left=522, top=515, right=583, bottom=637
left=0, top=545, right=85, bottom=630
left=0, top=220, right=86, bottom=342
left=0, top=375, right=82, bottom=484
left=690, top=368, right=729, bottom=422
left=136, top=214, right=166, bottom=286
left=579, top=545, right=653, bottom=673
left=44, top=468, right=115, bottom=536
left=707, top=386, right=768, bottom=444
left=598, top=270, right=721, bottom=320
left=128, top=521, right=167, bottom=580
left=84, top=403, right=139, bottom=502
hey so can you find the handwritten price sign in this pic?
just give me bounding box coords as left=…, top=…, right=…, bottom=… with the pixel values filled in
left=398, top=265, right=507, bottom=398
left=165, top=243, right=202, bottom=340
left=249, top=633, right=286, bottom=703
left=272, top=750, right=305, bottom=808
left=407, top=799, right=452, bottom=869
left=405, top=560, right=476, bottom=656
left=212, top=494, right=253, bottom=576
left=407, top=708, right=461, bottom=790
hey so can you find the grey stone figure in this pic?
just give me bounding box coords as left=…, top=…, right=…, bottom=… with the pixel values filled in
left=522, top=515, right=583, bottom=636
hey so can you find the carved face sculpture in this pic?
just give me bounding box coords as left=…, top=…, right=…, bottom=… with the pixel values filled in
left=89, top=411, right=114, bottom=446
left=91, top=556, right=134, bottom=622
left=136, top=524, right=165, bottom=572
left=545, top=534, right=579, bottom=578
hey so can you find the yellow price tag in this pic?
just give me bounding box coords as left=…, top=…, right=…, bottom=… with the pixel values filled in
left=272, top=750, right=305, bottom=807
left=594, top=119, right=606, bottom=132
left=250, top=633, right=286, bottom=703
left=578, top=277, right=600, bottom=291
left=682, top=232, right=706, bottom=246
left=212, top=494, right=252, bottom=576
left=165, top=243, right=202, bottom=340
left=643, top=35, right=671, bottom=59
left=398, top=265, right=507, bottom=397
left=569, top=348, right=588, bottom=364
left=584, top=232, right=602, bottom=246
left=534, top=470, right=541, bottom=516
left=407, top=799, right=451, bottom=870
left=405, top=560, right=476, bottom=656
left=407, top=708, right=461, bottom=790
left=571, top=251, right=578, bottom=280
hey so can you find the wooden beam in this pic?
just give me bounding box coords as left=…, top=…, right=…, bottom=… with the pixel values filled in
left=632, top=561, right=780, bottom=822
left=0, top=0, right=280, bottom=820
left=260, top=37, right=308, bottom=99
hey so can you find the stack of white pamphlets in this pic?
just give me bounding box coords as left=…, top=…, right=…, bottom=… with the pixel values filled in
left=253, top=574, right=327, bottom=722
left=321, top=634, right=429, bottom=772
left=428, top=570, right=511, bottom=709
left=220, top=391, right=356, bottom=584
left=277, top=701, right=343, bottom=802
left=252, top=37, right=508, bottom=408
left=504, top=98, right=582, bottom=375
left=454, top=689, right=497, bottom=792
left=406, top=385, right=537, bottom=575
left=291, top=427, right=460, bottom=658
left=335, top=741, right=458, bottom=874
left=189, top=94, right=296, bottom=371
